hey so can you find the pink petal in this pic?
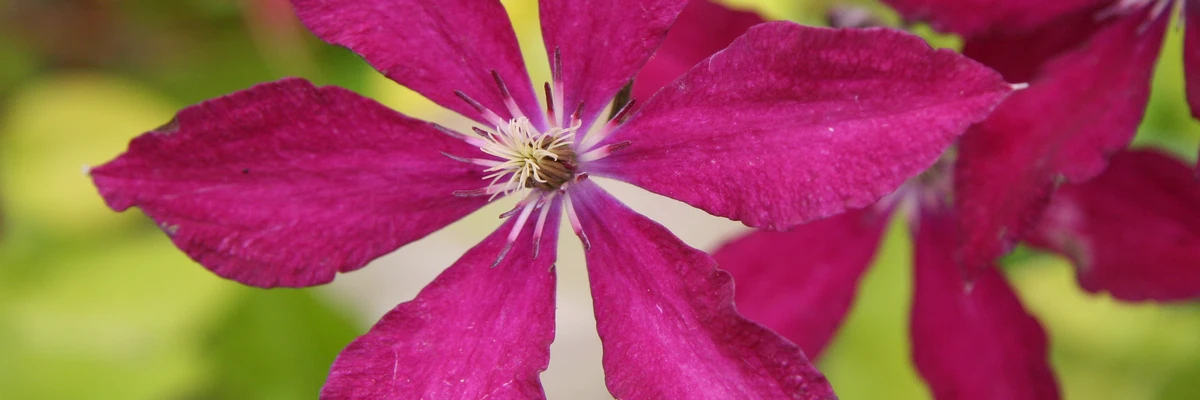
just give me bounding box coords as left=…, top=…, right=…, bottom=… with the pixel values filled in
left=630, top=0, right=764, bottom=101
left=1029, top=150, right=1200, bottom=301
left=566, top=181, right=835, bottom=399
left=539, top=0, right=687, bottom=128
left=291, top=0, right=543, bottom=127
left=911, top=208, right=1060, bottom=400
left=711, top=208, right=890, bottom=359
left=1187, top=0, right=1200, bottom=122
left=954, top=8, right=1169, bottom=277
left=90, top=78, right=488, bottom=288
left=591, top=22, right=1013, bottom=230
left=961, top=5, right=1109, bottom=84
left=321, top=207, right=560, bottom=400
left=881, top=0, right=1106, bottom=37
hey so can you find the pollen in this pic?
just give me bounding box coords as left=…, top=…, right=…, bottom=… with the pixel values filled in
left=479, top=117, right=580, bottom=197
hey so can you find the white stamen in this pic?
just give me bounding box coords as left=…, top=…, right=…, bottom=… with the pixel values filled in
left=474, top=116, right=580, bottom=198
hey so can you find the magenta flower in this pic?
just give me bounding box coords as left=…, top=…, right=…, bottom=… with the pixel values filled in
left=882, top=0, right=1200, bottom=276
left=89, top=0, right=1016, bottom=397
left=714, top=148, right=1200, bottom=400
left=642, top=2, right=1200, bottom=398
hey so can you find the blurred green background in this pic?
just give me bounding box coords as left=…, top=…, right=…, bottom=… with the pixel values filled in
left=0, top=0, right=1197, bottom=399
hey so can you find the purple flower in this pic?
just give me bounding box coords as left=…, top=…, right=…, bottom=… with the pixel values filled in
left=646, top=2, right=1200, bottom=398
left=715, top=148, right=1200, bottom=400
left=88, top=0, right=1016, bottom=397
left=883, top=0, right=1200, bottom=276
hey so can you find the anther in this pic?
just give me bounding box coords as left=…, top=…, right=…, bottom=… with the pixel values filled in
left=544, top=82, right=557, bottom=128
left=491, top=70, right=526, bottom=121
left=455, top=90, right=507, bottom=128
left=433, top=123, right=488, bottom=147
left=563, top=192, right=590, bottom=251
left=581, top=98, right=636, bottom=151
left=441, top=151, right=503, bottom=168
left=580, top=141, right=632, bottom=162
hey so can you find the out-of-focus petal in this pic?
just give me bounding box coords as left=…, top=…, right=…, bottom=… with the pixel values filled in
left=321, top=207, right=560, bottom=400
left=90, top=78, right=488, bottom=288
left=1029, top=150, right=1200, bottom=301
left=290, top=0, right=544, bottom=127
left=539, top=0, right=686, bottom=128
left=1186, top=0, right=1200, bottom=122
left=911, top=208, right=1059, bottom=400
left=630, top=0, right=764, bottom=101
left=882, top=0, right=1106, bottom=37
left=568, top=181, right=835, bottom=399
left=711, top=207, right=890, bottom=359
left=962, top=5, right=1108, bottom=84
left=591, top=22, right=1012, bottom=230
left=955, top=9, right=1169, bottom=277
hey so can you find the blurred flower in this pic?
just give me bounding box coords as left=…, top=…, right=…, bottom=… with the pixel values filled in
left=88, top=0, right=1015, bottom=397
left=883, top=0, right=1200, bottom=276
left=714, top=149, right=1200, bottom=400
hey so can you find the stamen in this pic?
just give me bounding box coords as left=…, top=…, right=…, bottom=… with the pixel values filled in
left=531, top=194, right=556, bottom=259
left=579, top=140, right=631, bottom=162
left=544, top=82, right=557, bottom=129
left=440, top=151, right=504, bottom=168
left=491, top=70, right=527, bottom=121
left=499, top=191, right=542, bottom=219
left=580, top=98, right=635, bottom=152
left=455, top=90, right=507, bottom=128
left=493, top=196, right=539, bottom=268
left=563, top=192, right=590, bottom=251
left=453, top=183, right=509, bottom=198
left=433, top=123, right=488, bottom=147
left=552, top=47, right=565, bottom=128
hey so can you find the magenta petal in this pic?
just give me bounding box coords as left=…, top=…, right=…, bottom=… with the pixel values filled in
left=711, top=208, right=890, bottom=359
left=291, top=0, right=543, bottom=127
left=321, top=208, right=559, bottom=400
left=567, top=181, right=835, bottom=399
left=881, top=0, right=1106, bottom=37
left=1029, top=150, right=1200, bottom=301
left=539, top=0, right=687, bottom=128
left=911, top=209, right=1060, bottom=400
left=961, top=5, right=1108, bottom=84
left=630, top=0, right=764, bottom=101
left=90, top=78, right=488, bottom=288
left=592, top=22, right=1012, bottom=230
left=955, top=9, right=1169, bottom=276
left=1187, top=0, right=1200, bottom=122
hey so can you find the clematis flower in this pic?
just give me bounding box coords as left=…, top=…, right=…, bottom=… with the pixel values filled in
left=88, top=0, right=1017, bottom=397
left=712, top=148, right=1200, bottom=400
left=641, top=2, right=1200, bottom=398
left=882, top=0, right=1200, bottom=277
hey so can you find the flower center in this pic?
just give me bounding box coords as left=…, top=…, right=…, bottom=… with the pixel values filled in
left=480, top=117, right=580, bottom=196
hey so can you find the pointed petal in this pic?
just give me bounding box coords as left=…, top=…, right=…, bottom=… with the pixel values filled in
left=1029, top=150, right=1200, bottom=301
left=955, top=9, right=1169, bottom=276
left=911, top=208, right=1060, bottom=400
left=591, top=22, right=1013, bottom=230
left=90, top=78, right=489, bottom=288
left=321, top=206, right=560, bottom=400
left=630, top=0, right=764, bottom=101
left=712, top=208, right=890, bottom=359
left=881, top=0, right=1107, bottom=36
left=291, top=0, right=543, bottom=127
left=539, top=0, right=687, bottom=128
left=1186, top=0, right=1200, bottom=122
left=566, top=181, right=835, bottom=399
